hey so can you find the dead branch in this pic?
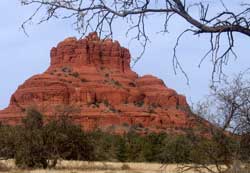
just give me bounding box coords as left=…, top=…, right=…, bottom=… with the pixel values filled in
left=20, top=0, right=250, bottom=82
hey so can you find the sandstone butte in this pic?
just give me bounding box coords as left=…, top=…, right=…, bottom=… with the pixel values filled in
left=0, top=32, right=209, bottom=134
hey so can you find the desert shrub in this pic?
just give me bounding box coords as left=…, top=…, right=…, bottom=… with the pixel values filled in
left=43, top=116, right=94, bottom=162
left=134, top=100, right=144, bottom=107
left=121, top=164, right=130, bottom=170
left=142, top=133, right=168, bottom=162
left=116, top=137, right=128, bottom=162
left=0, top=125, right=17, bottom=159
left=105, top=73, right=109, bottom=78
left=92, top=102, right=100, bottom=108
left=147, top=106, right=156, bottom=114
left=110, top=79, right=122, bottom=87
left=15, top=108, right=47, bottom=168
left=125, top=132, right=145, bottom=162
left=103, top=100, right=110, bottom=107
left=71, top=72, right=79, bottom=78
left=160, top=135, right=192, bottom=163
left=122, top=122, right=129, bottom=127
left=21, top=108, right=43, bottom=130
left=12, top=108, right=94, bottom=169
left=238, top=133, right=250, bottom=162
left=81, top=78, right=88, bottom=82
left=188, top=131, right=237, bottom=165
left=87, top=130, right=120, bottom=161
left=86, top=131, right=201, bottom=163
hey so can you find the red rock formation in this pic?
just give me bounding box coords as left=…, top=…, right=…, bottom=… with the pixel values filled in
left=0, top=32, right=202, bottom=134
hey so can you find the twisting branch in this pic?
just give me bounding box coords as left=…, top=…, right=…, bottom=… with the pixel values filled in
left=20, top=0, right=250, bottom=82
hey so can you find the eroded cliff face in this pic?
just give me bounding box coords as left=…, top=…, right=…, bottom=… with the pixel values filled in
left=0, top=32, right=199, bottom=134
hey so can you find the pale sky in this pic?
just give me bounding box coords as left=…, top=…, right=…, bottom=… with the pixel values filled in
left=1, top=1, right=250, bottom=109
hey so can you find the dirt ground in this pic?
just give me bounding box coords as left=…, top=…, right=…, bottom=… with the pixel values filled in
left=0, top=160, right=222, bottom=173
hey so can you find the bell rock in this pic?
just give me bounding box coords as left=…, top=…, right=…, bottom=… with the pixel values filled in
left=0, top=32, right=207, bottom=134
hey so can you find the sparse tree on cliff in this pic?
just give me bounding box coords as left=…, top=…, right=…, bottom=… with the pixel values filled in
left=21, top=0, right=250, bottom=82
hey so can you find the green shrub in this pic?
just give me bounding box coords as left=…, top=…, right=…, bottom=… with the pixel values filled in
left=105, top=73, right=109, bottom=78
left=43, top=117, right=94, bottom=162
left=13, top=108, right=94, bottom=168
left=81, top=78, right=88, bottom=82
left=0, top=125, right=17, bottom=159
left=87, top=131, right=119, bottom=161
left=116, top=137, right=128, bottom=162
left=15, top=108, right=47, bottom=168
left=134, top=100, right=144, bottom=107
left=110, top=79, right=122, bottom=87
left=103, top=100, right=110, bottom=107
left=71, top=72, right=79, bottom=78
left=147, top=106, right=155, bottom=113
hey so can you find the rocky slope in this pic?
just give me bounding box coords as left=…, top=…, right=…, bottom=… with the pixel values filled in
left=0, top=33, right=203, bottom=134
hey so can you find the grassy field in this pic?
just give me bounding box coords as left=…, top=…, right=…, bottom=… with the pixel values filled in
left=0, top=160, right=226, bottom=173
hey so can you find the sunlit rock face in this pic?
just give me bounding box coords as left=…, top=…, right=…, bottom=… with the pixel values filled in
left=0, top=32, right=204, bottom=134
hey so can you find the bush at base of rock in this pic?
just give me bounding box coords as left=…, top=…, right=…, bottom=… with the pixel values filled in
left=0, top=108, right=94, bottom=169
left=0, top=108, right=249, bottom=169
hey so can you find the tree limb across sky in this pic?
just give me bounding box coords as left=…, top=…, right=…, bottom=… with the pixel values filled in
left=20, top=0, right=250, bottom=83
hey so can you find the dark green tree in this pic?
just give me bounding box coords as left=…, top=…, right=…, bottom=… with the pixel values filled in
left=15, top=108, right=47, bottom=168
left=0, top=125, right=17, bottom=159
left=116, top=137, right=128, bottom=162
left=43, top=117, right=94, bottom=162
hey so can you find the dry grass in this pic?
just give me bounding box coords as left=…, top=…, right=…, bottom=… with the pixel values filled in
left=0, top=160, right=236, bottom=173
left=0, top=162, right=10, bottom=172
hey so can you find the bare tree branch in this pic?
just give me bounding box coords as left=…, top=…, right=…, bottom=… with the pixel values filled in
left=20, top=0, right=250, bottom=82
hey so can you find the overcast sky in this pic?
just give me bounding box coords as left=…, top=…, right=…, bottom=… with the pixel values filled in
left=1, top=1, right=250, bottom=109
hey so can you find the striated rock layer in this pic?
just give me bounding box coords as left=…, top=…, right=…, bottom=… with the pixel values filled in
left=0, top=33, right=204, bottom=134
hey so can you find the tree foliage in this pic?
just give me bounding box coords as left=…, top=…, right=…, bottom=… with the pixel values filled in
left=0, top=107, right=94, bottom=168
left=0, top=125, right=17, bottom=160
left=15, top=108, right=47, bottom=168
